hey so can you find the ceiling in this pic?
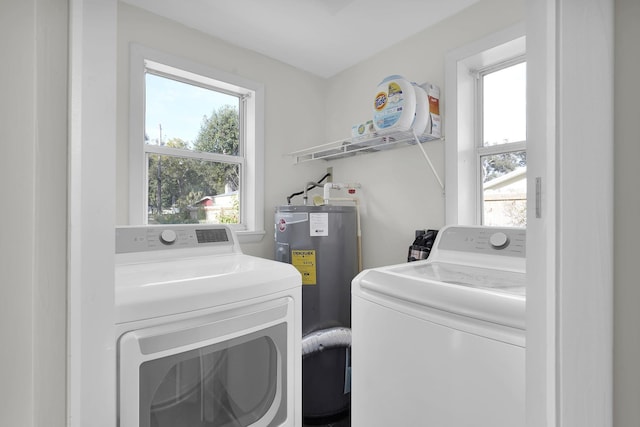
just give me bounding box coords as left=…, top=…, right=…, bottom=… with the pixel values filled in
left=121, top=0, right=479, bottom=78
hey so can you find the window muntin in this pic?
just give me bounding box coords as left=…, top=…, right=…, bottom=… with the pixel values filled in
left=477, top=60, right=527, bottom=226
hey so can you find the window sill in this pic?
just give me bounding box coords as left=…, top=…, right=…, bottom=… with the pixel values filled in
left=236, top=229, right=266, bottom=244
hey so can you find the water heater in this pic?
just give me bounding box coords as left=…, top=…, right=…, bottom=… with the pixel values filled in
left=275, top=204, right=358, bottom=424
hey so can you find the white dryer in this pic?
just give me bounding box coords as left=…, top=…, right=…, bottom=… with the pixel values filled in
left=115, top=224, right=302, bottom=427
left=351, top=225, right=525, bottom=427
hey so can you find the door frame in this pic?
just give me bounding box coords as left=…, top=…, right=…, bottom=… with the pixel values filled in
left=526, top=0, right=613, bottom=426
left=67, top=0, right=117, bottom=425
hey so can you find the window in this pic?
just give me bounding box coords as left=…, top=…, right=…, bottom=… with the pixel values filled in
left=478, top=60, right=527, bottom=226
left=129, top=45, right=265, bottom=241
left=144, top=71, right=243, bottom=225
left=444, top=25, right=526, bottom=227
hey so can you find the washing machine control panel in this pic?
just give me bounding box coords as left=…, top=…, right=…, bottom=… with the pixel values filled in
left=436, top=226, right=526, bottom=258
left=116, top=224, right=235, bottom=254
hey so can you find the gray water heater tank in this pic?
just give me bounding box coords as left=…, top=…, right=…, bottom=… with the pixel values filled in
left=275, top=204, right=358, bottom=423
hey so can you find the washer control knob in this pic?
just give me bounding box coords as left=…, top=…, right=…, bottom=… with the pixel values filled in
left=489, top=232, right=509, bottom=249
left=159, top=229, right=177, bottom=245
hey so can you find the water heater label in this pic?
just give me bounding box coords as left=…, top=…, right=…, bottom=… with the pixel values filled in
left=309, top=213, right=329, bottom=236
left=291, top=250, right=317, bottom=285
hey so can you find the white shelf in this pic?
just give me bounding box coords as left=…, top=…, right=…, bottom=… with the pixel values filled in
left=287, top=130, right=440, bottom=163
left=287, top=129, right=445, bottom=189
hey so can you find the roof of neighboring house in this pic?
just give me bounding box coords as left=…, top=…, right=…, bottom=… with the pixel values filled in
left=194, top=196, right=213, bottom=206
left=214, top=190, right=238, bottom=197
left=194, top=192, right=238, bottom=207
left=484, top=167, right=527, bottom=191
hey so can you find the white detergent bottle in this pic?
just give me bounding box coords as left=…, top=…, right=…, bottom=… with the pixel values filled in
left=411, top=83, right=429, bottom=136
left=372, top=75, right=416, bottom=133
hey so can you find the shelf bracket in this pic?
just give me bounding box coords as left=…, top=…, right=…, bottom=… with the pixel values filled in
left=412, top=131, right=444, bottom=191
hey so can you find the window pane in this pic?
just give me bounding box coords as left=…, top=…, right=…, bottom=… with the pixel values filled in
left=481, top=151, right=527, bottom=227
left=145, top=73, right=240, bottom=154
left=482, top=62, right=526, bottom=146
left=147, top=154, right=240, bottom=225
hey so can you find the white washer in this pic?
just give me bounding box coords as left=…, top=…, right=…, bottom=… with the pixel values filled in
left=115, top=224, right=302, bottom=427
left=351, top=225, right=526, bottom=427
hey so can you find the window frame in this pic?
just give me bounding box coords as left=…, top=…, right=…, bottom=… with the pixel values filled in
left=129, top=44, right=265, bottom=242
left=476, top=57, right=527, bottom=225
left=444, top=24, right=526, bottom=225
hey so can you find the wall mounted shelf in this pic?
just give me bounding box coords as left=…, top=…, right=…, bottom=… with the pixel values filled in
left=287, top=129, right=445, bottom=189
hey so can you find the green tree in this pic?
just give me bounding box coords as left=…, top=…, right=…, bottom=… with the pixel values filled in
left=148, top=139, right=204, bottom=223
left=193, top=105, right=240, bottom=191
left=147, top=105, right=241, bottom=224
left=482, top=151, right=527, bottom=183
left=217, top=195, right=240, bottom=224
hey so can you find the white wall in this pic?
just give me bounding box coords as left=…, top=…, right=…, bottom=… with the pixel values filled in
left=116, top=3, right=332, bottom=258
left=322, top=0, right=524, bottom=268
left=0, top=0, right=68, bottom=426
left=0, top=2, right=36, bottom=424
left=116, top=0, right=525, bottom=267
left=614, top=0, right=640, bottom=425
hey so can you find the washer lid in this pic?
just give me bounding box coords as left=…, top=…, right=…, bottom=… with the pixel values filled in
left=409, top=262, right=525, bottom=296
left=353, top=261, right=525, bottom=330
left=115, top=253, right=301, bottom=324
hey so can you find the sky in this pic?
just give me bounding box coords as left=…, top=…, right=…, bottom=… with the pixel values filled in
left=145, top=73, right=238, bottom=146
left=483, top=61, right=527, bottom=145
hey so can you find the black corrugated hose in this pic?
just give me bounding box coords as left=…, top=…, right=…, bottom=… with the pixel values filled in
left=286, top=172, right=332, bottom=204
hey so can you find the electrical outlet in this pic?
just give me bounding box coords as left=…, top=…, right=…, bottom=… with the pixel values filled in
left=326, top=167, right=333, bottom=183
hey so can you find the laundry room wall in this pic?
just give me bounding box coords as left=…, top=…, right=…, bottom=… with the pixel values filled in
left=116, top=0, right=524, bottom=266
left=116, top=2, right=333, bottom=258
left=318, top=0, right=524, bottom=268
